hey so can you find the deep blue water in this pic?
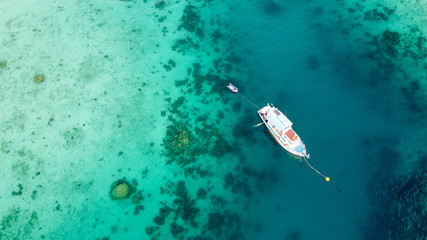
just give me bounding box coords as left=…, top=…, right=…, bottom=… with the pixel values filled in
left=219, top=1, right=426, bottom=240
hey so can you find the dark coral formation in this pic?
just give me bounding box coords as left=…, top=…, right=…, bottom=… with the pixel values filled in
left=153, top=206, right=173, bottom=225
left=154, top=0, right=165, bottom=10
left=224, top=171, right=253, bottom=197
left=154, top=2, right=284, bottom=239
left=262, top=1, right=282, bottom=15
left=366, top=164, right=427, bottom=239
left=208, top=211, right=242, bottom=239
left=314, top=2, right=427, bottom=119
left=371, top=28, right=426, bottom=114
left=162, top=60, right=176, bottom=72
left=163, top=119, right=197, bottom=166
left=173, top=181, right=200, bottom=227
left=196, top=188, right=207, bottom=200
left=401, top=80, right=424, bottom=112
left=147, top=181, right=202, bottom=239
left=285, top=230, right=302, bottom=240
left=162, top=115, right=234, bottom=167
left=190, top=62, right=236, bottom=97
left=378, top=29, right=401, bottom=57
left=224, top=164, right=280, bottom=197
left=171, top=37, right=200, bottom=55
left=162, top=92, right=234, bottom=168
left=184, top=165, right=213, bottom=179
left=363, top=7, right=395, bottom=21
left=0, top=208, right=38, bottom=239
left=133, top=205, right=144, bottom=216
left=363, top=139, right=427, bottom=240
left=131, top=190, right=144, bottom=204
left=12, top=183, right=23, bottom=196
left=145, top=167, right=277, bottom=239
left=179, top=4, right=204, bottom=38
left=169, top=222, right=184, bottom=238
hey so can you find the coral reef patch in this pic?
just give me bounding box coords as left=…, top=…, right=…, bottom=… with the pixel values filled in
left=110, top=179, right=134, bottom=200
left=0, top=208, right=38, bottom=239
left=33, top=74, right=44, bottom=83
left=0, top=60, right=6, bottom=69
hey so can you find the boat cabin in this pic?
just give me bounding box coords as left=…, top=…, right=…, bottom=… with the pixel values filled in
left=266, top=109, right=298, bottom=141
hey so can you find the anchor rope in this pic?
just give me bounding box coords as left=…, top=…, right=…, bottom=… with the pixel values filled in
left=302, top=156, right=341, bottom=192
left=303, top=157, right=362, bottom=216
left=237, top=93, right=260, bottom=109
left=303, top=155, right=361, bottom=215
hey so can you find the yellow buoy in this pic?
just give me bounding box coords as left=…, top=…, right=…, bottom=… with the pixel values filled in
left=325, top=177, right=330, bottom=182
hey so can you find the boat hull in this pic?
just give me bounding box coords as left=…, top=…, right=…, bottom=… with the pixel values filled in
left=227, top=83, right=238, bottom=93
left=257, top=104, right=309, bottom=158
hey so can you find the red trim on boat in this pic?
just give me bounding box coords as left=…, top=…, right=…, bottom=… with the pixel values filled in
left=285, top=129, right=298, bottom=141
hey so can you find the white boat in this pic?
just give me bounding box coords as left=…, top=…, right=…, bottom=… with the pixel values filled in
left=226, top=83, right=238, bottom=93
left=257, top=103, right=309, bottom=158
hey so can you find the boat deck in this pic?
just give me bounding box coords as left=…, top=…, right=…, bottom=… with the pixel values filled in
left=258, top=104, right=308, bottom=158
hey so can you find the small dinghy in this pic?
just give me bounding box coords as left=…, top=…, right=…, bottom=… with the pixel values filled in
left=227, top=83, right=238, bottom=93
left=258, top=103, right=309, bottom=158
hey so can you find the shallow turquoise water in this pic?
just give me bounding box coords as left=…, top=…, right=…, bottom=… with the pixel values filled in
left=0, top=0, right=425, bottom=239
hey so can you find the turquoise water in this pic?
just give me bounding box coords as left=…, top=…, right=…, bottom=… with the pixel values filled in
left=0, top=0, right=426, bottom=239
